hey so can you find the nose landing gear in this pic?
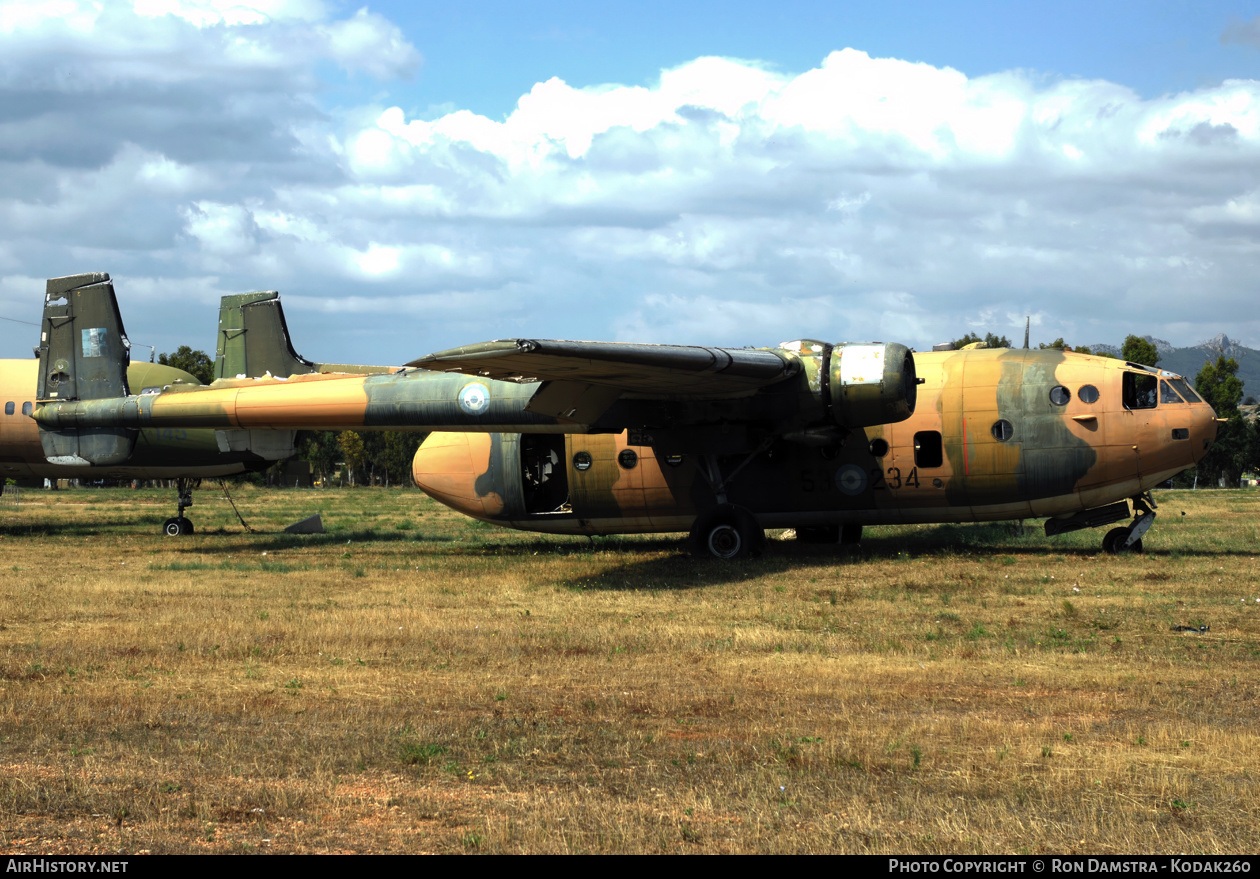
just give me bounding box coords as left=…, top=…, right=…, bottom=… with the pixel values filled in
left=1103, top=494, right=1156, bottom=555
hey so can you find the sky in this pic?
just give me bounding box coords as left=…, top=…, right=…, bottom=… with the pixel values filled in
left=2, top=0, right=1260, bottom=367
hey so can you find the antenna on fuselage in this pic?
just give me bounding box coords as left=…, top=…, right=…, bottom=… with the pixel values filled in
left=1023, top=316, right=1030, bottom=349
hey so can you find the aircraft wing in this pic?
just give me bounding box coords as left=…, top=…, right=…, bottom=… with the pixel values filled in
left=409, top=339, right=799, bottom=398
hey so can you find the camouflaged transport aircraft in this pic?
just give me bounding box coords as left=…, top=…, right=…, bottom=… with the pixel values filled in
left=31, top=281, right=1219, bottom=557
left=17, top=273, right=389, bottom=535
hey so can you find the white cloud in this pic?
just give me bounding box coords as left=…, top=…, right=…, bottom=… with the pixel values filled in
left=4, top=20, right=1260, bottom=362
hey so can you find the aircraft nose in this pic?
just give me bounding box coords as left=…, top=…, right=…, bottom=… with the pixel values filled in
left=1191, top=403, right=1220, bottom=465
left=412, top=432, right=506, bottom=519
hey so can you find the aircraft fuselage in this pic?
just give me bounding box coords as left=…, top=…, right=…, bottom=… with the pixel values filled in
left=411, top=348, right=1218, bottom=535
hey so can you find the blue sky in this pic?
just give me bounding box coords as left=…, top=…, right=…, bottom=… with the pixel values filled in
left=378, top=1, right=1259, bottom=114
left=2, top=0, right=1260, bottom=366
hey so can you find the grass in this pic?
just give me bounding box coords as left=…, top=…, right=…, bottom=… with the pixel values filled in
left=0, top=484, right=1258, bottom=853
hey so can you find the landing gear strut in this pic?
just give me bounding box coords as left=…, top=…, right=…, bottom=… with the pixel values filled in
left=687, top=447, right=772, bottom=559
left=162, top=478, right=197, bottom=537
left=1102, top=493, right=1156, bottom=555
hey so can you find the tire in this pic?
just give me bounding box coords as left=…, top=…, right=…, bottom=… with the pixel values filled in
left=163, top=518, right=183, bottom=537
left=706, top=522, right=744, bottom=559
left=690, top=505, right=765, bottom=559
left=178, top=517, right=194, bottom=535
left=1103, top=527, right=1142, bottom=555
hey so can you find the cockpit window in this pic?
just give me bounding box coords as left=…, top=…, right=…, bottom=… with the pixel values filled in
left=1123, top=373, right=1158, bottom=410
left=1168, top=377, right=1202, bottom=404
left=1160, top=381, right=1185, bottom=405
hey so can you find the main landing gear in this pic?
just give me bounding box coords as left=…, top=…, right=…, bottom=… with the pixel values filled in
left=1103, top=494, right=1157, bottom=555
left=688, top=448, right=773, bottom=559
left=162, top=478, right=197, bottom=537
left=690, top=504, right=765, bottom=559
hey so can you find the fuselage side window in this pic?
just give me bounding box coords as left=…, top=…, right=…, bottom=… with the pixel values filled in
left=1123, top=373, right=1157, bottom=410
left=3, top=402, right=12, bottom=416
left=1078, top=385, right=1100, bottom=404
left=913, top=431, right=943, bottom=468
left=21, top=402, right=32, bottom=416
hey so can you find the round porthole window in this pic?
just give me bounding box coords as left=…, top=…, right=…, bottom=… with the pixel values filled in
left=573, top=451, right=592, bottom=471
left=1079, top=384, right=1099, bottom=404
left=869, top=438, right=889, bottom=458
left=992, top=419, right=1014, bottom=441
left=617, top=449, right=638, bottom=469
left=1049, top=386, right=1071, bottom=406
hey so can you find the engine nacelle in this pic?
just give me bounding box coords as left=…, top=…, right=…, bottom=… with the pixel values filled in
left=827, top=342, right=917, bottom=428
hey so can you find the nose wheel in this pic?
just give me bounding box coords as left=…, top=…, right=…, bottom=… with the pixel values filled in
left=1102, top=495, right=1156, bottom=555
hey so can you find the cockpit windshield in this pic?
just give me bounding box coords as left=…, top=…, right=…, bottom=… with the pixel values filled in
left=1168, top=377, right=1202, bottom=403
left=1160, top=380, right=1185, bottom=405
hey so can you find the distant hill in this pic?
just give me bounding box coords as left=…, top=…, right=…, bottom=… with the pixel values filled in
left=1086, top=334, right=1260, bottom=401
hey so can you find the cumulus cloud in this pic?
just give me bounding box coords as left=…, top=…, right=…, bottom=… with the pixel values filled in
left=1, top=11, right=1259, bottom=363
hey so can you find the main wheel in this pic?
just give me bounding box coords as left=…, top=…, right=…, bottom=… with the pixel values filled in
left=177, top=517, right=194, bottom=535
left=690, top=505, right=765, bottom=559
left=163, top=517, right=182, bottom=537
left=706, top=522, right=744, bottom=559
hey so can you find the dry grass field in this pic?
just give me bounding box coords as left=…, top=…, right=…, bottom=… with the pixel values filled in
left=1, top=483, right=1258, bottom=854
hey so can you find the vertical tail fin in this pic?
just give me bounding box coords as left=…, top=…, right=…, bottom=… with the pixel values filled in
left=214, top=291, right=318, bottom=380
left=36, top=273, right=138, bottom=465
left=214, top=290, right=396, bottom=379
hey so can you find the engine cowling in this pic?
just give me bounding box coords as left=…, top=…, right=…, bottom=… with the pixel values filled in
left=826, top=342, right=917, bottom=428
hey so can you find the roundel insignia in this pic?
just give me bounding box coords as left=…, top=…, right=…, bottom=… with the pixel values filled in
left=835, top=464, right=868, bottom=496
left=457, top=382, right=490, bottom=416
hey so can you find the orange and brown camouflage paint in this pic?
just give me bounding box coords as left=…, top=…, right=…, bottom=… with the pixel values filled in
left=409, top=348, right=1217, bottom=535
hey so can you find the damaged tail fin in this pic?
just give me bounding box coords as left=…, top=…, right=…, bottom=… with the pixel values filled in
left=36, top=273, right=138, bottom=466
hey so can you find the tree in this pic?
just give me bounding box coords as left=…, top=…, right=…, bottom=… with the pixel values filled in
left=1195, top=356, right=1244, bottom=418
left=337, top=431, right=367, bottom=486
left=1194, top=356, right=1248, bottom=486
left=1120, top=335, right=1159, bottom=368
left=158, top=346, right=214, bottom=385
left=1037, top=337, right=1069, bottom=350
left=951, top=332, right=1011, bottom=350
